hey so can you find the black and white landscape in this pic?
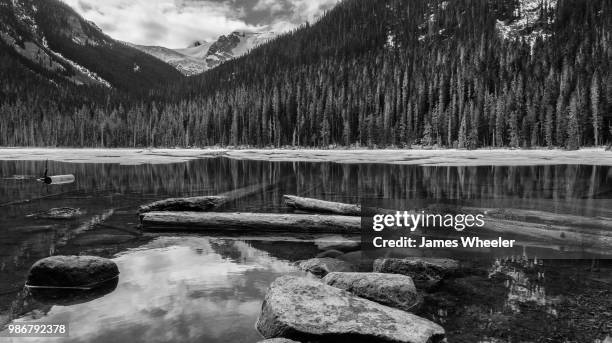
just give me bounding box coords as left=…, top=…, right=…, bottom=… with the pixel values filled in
left=0, top=0, right=611, bottom=342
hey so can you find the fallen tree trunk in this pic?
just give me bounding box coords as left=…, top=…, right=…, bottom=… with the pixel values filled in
left=140, top=212, right=361, bottom=234
left=283, top=195, right=396, bottom=216
left=463, top=206, right=612, bottom=231
left=138, top=196, right=227, bottom=214
left=482, top=218, right=612, bottom=249
left=281, top=196, right=612, bottom=248
left=139, top=182, right=276, bottom=214
left=284, top=195, right=361, bottom=216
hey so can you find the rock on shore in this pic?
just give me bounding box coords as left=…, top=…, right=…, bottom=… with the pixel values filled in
left=27, top=256, right=119, bottom=289
left=373, top=257, right=459, bottom=289
left=323, top=272, right=421, bottom=312
left=296, top=258, right=355, bottom=277
left=256, top=276, right=445, bottom=343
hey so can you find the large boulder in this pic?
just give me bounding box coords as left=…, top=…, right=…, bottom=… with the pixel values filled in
left=323, top=272, right=421, bottom=312
left=373, top=258, right=459, bottom=289
left=256, top=276, right=445, bottom=343
left=27, top=256, right=119, bottom=289
left=296, top=258, right=355, bottom=277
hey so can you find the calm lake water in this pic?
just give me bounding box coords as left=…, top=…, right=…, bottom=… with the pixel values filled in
left=0, top=158, right=611, bottom=342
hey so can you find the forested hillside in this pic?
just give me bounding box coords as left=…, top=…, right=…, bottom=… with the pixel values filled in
left=1, top=0, right=611, bottom=148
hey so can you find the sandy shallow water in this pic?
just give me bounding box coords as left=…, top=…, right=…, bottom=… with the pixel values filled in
left=1, top=148, right=611, bottom=166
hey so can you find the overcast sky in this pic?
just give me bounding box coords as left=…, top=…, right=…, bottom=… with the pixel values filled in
left=62, top=0, right=340, bottom=48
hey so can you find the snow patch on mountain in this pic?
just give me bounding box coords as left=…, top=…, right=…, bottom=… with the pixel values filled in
left=134, top=30, right=276, bottom=76
left=496, top=0, right=557, bottom=52
left=50, top=50, right=111, bottom=87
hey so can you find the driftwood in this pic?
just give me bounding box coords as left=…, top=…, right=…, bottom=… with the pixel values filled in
left=139, top=183, right=275, bottom=214
left=283, top=196, right=612, bottom=248
left=284, top=195, right=362, bottom=216
left=481, top=218, right=612, bottom=249
left=138, top=196, right=227, bottom=214
left=464, top=206, right=612, bottom=231
left=283, top=195, right=396, bottom=216
left=140, top=212, right=361, bottom=234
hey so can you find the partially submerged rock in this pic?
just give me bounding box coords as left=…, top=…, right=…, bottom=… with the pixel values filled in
left=315, top=249, right=344, bottom=258
left=27, top=255, right=119, bottom=289
left=256, top=276, right=445, bottom=343
left=28, top=277, right=118, bottom=306
left=314, top=235, right=361, bottom=252
left=296, top=258, right=355, bottom=277
left=373, top=257, right=460, bottom=289
left=27, top=207, right=83, bottom=220
left=323, top=272, right=421, bottom=312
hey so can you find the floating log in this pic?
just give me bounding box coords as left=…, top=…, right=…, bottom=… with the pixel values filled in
left=139, top=182, right=276, bottom=214
left=470, top=206, right=612, bottom=231
left=37, top=174, right=75, bottom=185
left=283, top=195, right=395, bottom=216
left=138, top=196, right=227, bottom=214
left=284, top=195, right=361, bottom=216
left=281, top=196, right=612, bottom=248
left=140, top=212, right=361, bottom=234
left=481, top=218, right=612, bottom=249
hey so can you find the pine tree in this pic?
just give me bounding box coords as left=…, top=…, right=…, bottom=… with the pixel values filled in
left=591, top=73, right=601, bottom=146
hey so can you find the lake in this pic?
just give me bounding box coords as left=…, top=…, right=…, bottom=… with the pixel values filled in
left=0, top=157, right=611, bottom=342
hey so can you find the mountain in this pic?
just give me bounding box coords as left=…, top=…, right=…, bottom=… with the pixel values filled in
left=1, top=0, right=611, bottom=149
left=0, top=0, right=183, bottom=91
left=133, top=31, right=276, bottom=76
left=129, top=44, right=209, bottom=76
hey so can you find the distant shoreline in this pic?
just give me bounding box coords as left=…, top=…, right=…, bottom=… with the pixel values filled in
left=0, top=147, right=611, bottom=166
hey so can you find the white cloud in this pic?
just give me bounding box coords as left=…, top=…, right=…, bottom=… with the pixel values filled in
left=286, top=0, right=339, bottom=24
left=62, top=0, right=340, bottom=48
left=62, top=0, right=260, bottom=48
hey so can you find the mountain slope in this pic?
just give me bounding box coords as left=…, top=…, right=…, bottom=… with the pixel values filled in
left=1, top=0, right=611, bottom=149
left=129, top=44, right=209, bottom=76
left=0, top=0, right=183, bottom=91
left=133, top=31, right=276, bottom=76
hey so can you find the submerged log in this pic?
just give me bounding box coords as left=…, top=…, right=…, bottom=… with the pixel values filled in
left=139, top=182, right=276, bottom=214
left=138, top=196, right=226, bottom=213
left=26, top=207, right=83, bottom=220
left=284, top=195, right=361, bottom=216
left=140, top=212, right=361, bottom=234
left=462, top=206, right=612, bottom=231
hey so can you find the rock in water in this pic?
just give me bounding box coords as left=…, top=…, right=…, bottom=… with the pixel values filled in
left=374, top=257, right=459, bottom=289
left=323, top=272, right=421, bottom=312
left=316, top=249, right=344, bottom=258
left=373, top=258, right=459, bottom=289
left=27, top=256, right=119, bottom=289
left=256, top=276, right=445, bottom=343
left=296, top=258, right=355, bottom=277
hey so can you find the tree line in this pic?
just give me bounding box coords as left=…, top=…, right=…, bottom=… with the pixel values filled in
left=0, top=0, right=610, bottom=148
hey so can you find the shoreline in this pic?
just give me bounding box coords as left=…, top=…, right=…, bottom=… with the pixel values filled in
left=0, top=147, right=611, bottom=166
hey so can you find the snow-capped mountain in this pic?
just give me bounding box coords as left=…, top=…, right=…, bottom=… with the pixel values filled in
left=134, top=31, right=277, bottom=76
left=0, top=0, right=182, bottom=90
left=129, top=44, right=209, bottom=76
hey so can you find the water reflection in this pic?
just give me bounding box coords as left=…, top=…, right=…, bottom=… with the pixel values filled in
left=0, top=158, right=611, bottom=342
left=2, top=236, right=306, bottom=343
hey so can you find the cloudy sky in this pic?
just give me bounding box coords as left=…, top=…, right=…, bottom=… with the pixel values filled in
left=63, top=0, right=340, bottom=48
